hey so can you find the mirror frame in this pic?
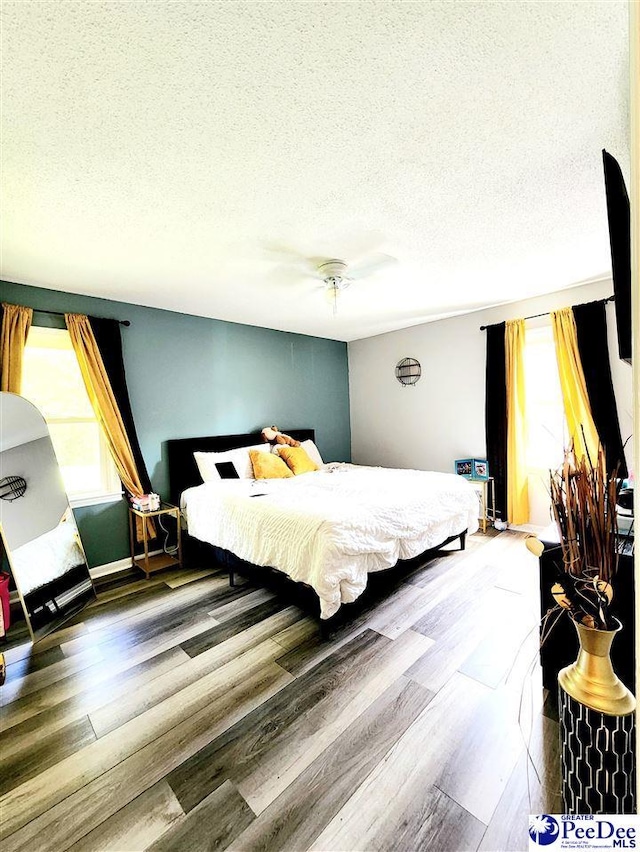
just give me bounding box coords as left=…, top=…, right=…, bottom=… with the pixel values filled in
left=0, top=392, right=96, bottom=643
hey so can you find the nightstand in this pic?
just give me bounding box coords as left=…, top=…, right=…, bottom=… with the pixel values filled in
left=128, top=502, right=182, bottom=579
left=468, top=477, right=495, bottom=533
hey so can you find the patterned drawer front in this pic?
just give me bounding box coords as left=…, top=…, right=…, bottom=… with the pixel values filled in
left=560, top=687, right=636, bottom=814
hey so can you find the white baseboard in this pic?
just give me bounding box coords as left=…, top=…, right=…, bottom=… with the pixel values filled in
left=90, top=550, right=163, bottom=579
left=89, top=556, right=134, bottom=579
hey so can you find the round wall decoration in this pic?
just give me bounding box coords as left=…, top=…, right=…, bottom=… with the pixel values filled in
left=0, top=475, right=27, bottom=501
left=395, top=357, right=421, bottom=386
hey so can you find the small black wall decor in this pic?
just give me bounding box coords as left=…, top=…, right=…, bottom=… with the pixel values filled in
left=395, top=357, right=421, bottom=386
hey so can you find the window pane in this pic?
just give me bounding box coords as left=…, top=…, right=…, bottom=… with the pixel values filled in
left=22, top=326, right=121, bottom=500
left=48, top=422, right=104, bottom=495
left=524, top=325, right=567, bottom=471
left=23, top=328, right=94, bottom=420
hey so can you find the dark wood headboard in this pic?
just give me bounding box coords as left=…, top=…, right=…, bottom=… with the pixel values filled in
left=167, top=429, right=315, bottom=504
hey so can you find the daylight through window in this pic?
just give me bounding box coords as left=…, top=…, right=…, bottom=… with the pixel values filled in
left=522, top=321, right=568, bottom=526
left=21, top=326, right=121, bottom=503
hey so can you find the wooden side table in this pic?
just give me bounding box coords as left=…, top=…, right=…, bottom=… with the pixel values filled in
left=129, top=502, right=182, bottom=579
left=468, top=477, right=495, bottom=533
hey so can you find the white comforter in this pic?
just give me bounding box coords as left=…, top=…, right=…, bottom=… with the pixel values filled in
left=181, top=463, right=479, bottom=618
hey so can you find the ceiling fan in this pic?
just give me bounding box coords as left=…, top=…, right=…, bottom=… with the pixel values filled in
left=317, top=258, right=394, bottom=314
left=265, top=246, right=398, bottom=315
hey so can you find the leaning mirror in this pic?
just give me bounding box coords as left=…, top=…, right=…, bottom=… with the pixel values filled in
left=0, top=392, right=95, bottom=642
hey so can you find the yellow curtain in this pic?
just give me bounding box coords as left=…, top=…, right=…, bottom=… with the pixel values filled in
left=505, top=319, right=529, bottom=525
left=0, top=304, right=33, bottom=392
left=65, top=314, right=154, bottom=540
left=551, top=308, right=600, bottom=466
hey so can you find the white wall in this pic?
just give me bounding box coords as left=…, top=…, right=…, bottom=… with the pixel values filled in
left=349, top=279, right=634, bottom=482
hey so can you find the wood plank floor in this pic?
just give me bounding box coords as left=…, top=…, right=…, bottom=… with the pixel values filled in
left=0, top=531, right=560, bottom=851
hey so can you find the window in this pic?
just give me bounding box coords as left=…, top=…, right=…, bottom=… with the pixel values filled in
left=523, top=323, right=567, bottom=472
left=523, top=321, right=568, bottom=527
left=21, top=326, right=122, bottom=505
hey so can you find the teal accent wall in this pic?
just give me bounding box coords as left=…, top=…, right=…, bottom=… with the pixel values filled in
left=1, top=280, right=351, bottom=567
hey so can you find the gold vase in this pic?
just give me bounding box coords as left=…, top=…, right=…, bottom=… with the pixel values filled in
left=558, top=618, right=636, bottom=716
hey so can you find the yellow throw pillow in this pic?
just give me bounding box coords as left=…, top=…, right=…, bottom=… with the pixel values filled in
left=249, top=449, right=293, bottom=479
left=278, top=445, right=319, bottom=475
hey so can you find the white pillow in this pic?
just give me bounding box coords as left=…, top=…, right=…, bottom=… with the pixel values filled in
left=194, top=443, right=270, bottom=482
left=273, top=439, right=324, bottom=467
left=301, top=439, right=324, bottom=467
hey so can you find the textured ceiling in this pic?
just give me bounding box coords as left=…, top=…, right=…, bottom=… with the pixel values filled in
left=1, top=1, right=630, bottom=342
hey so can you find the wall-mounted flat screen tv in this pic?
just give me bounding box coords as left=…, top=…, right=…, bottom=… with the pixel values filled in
left=602, top=149, right=631, bottom=364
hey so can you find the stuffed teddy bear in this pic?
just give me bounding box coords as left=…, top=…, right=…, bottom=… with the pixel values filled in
left=261, top=425, right=300, bottom=447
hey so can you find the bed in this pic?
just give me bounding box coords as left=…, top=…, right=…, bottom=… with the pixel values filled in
left=168, top=430, right=480, bottom=619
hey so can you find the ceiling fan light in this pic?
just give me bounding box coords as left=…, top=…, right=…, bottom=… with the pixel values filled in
left=323, top=283, right=341, bottom=317
left=324, top=282, right=339, bottom=303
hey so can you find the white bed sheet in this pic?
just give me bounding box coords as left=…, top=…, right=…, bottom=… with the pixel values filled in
left=181, top=463, right=480, bottom=619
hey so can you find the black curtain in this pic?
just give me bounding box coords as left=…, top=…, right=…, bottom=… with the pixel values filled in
left=485, top=322, right=507, bottom=521
left=573, top=300, right=628, bottom=477
left=88, top=317, right=153, bottom=495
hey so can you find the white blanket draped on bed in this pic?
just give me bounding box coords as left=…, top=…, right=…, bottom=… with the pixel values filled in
left=181, top=463, right=479, bottom=618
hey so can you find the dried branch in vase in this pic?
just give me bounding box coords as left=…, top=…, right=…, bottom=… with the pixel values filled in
left=548, top=444, right=621, bottom=630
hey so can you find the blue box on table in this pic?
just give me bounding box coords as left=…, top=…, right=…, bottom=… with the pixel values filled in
left=455, top=458, right=489, bottom=480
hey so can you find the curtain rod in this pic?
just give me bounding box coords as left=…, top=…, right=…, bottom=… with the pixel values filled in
left=33, top=308, right=130, bottom=327
left=479, top=295, right=614, bottom=331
